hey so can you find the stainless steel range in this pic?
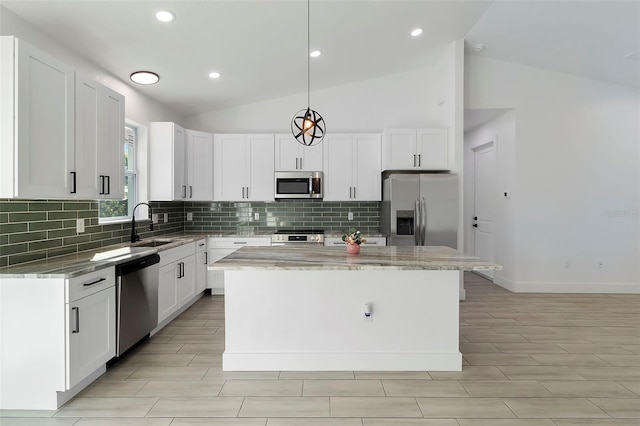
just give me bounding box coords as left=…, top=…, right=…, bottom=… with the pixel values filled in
left=271, top=229, right=324, bottom=245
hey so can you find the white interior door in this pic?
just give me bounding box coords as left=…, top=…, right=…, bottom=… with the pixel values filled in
left=473, top=142, right=497, bottom=279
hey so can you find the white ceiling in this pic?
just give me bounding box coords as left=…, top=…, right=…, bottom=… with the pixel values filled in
left=1, top=0, right=638, bottom=117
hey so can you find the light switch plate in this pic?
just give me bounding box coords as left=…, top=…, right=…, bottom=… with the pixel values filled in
left=164, top=213, right=168, bottom=222
left=186, top=212, right=193, bottom=221
left=76, top=218, right=85, bottom=233
left=152, top=213, right=159, bottom=223
left=348, top=212, right=354, bottom=221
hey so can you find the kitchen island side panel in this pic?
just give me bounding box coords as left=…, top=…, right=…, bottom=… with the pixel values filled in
left=223, top=269, right=461, bottom=371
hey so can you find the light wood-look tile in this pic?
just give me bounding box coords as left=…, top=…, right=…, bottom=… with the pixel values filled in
left=428, top=366, right=508, bottom=381
left=171, top=419, right=266, bottom=426
left=381, top=380, right=468, bottom=397
left=54, top=397, right=158, bottom=417
left=588, top=398, right=640, bottom=418
left=364, top=420, right=459, bottom=426
left=0, top=419, right=81, bottom=426
left=540, top=380, right=638, bottom=397
left=279, top=371, right=355, bottom=380
left=146, top=397, right=244, bottom=417
left=219, top=380, right=303, bottom=396
left=460, top=380, right=553, bottom=397
left=137, top=380, right=225, bottom=397
left=502, top=398, right=609, bottom=418
left=330, top=397, right=423, bottom=418
left=416, top=397, right=514, bottom=418
left=75, top=419, right=172, bottom=426
left=78, top=380, right=147, bottom=397
left=268, top=418, right=362, bottom=426
left=354, top=371, right=430, bottom=380
left=126, top=366, right=208, bottom=381
left=497, top=365, right=586, bottom=380
left=303, top=380, right=384, bottom=396
left=239, top=397, right=330, bottom=417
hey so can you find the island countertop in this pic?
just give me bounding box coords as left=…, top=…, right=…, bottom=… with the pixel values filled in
left=210, top=245, right=501, bottom=271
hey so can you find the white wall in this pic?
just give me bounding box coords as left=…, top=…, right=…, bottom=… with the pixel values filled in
left=466, top=55, right=640, bottom=293
left=464, top=110, right=517, bottom=286
left=0, top=5, right=184, bottom=127
left=184, top=62, right=448, bottom=134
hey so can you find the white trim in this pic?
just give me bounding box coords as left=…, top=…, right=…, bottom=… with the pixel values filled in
left=493, top=275, right=640, bottom=294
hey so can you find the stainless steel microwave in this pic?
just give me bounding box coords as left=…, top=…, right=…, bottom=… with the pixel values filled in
left=274, top=171, right=323, bottom=199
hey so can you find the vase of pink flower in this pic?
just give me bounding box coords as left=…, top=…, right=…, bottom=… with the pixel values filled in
left=342, top=228, right=366, bottom=254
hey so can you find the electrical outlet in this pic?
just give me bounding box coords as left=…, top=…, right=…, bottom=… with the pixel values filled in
left=164, top=213, right=168, bottom=222
left=186, top=212, right=193, bottom=221
left=348, top=211, right=353, bottom=221
left=254, top=212, right=259, bottom=220
left=76, top=218, right=85, bottom=233
left=152, top=213, right=158, bottom=224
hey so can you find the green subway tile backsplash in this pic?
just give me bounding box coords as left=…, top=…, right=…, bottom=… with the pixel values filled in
left=0, top=198, right=380, bottom=268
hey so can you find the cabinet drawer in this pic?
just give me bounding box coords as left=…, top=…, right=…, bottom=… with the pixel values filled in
left=208, top=237, right=271, bottom=248
left=67, top=267, right=115, bottom=303
left=159, top=242, right=195, bottom=266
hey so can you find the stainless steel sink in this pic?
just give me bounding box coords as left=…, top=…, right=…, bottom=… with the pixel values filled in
left=133, top=240, right=173, bottom=248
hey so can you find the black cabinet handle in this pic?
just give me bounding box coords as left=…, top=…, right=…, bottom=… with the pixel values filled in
left=418, top=154, right=421, bottom=167
left=99, top=175, right=105, bottom=195
left=473, top=224, right=478, bottom=228
left=72, top=307, right=79, bottom=333
left=473, top=216, right=478, bottom=220
left=204, top=252, right=208, bottom=265
left=189, top=186, right=193, bottom=198
left=83, top=277, right=107, bottom=287
left=106, top=175, right=110, bottom=195
left=70, top=172, right=77, bottom=194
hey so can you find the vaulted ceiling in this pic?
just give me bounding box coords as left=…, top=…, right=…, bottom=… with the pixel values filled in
left=2, top=0, right=638, bottom=116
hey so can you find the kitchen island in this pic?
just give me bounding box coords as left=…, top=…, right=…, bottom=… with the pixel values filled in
left=211, top=245, right=500, bottom=372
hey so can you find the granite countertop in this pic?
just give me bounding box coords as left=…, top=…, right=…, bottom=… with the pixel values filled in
left=0, top=233, right=210, bottom=279
left=210, top=245, right=501, bottom=271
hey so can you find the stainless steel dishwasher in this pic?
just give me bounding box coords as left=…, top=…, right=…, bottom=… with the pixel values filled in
left=115, top=253, right=161, bottom=356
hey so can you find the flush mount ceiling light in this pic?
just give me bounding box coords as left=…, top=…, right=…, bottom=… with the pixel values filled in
left=310, top=50, right=321, bottom=58
left=291, top=0, right=325, bottom=147
left=209, top=71, right=221, bottom=79
left=130, top=71, right=160, bottom=85
left=411, top=28, right=423, bottom=37
left=155, top=10, right=175, bottom=22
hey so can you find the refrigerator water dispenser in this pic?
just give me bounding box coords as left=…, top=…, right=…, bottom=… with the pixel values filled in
left=396, top=210, right=414, bottom=235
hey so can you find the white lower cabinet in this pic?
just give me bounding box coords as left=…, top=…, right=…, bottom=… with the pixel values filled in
left=157, top=242, right=197, bottom=324
left=207, top=236, right=271, bottom=294
left=0, top=267, right=116, bottom=410
left=324, top=237, right=387, bottom=246
left=195, top=238, right=208, bottom=294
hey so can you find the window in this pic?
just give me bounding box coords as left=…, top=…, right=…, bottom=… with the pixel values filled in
left=99, top=126, right=137, bottom=222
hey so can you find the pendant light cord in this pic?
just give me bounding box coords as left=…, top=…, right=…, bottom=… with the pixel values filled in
left=307, top=0, right=310, bottom=108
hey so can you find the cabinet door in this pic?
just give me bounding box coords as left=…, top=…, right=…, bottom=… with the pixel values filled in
left=383, top=129, right=416, bottom=170
left=353, top=134, right=382, bottom=201
left=213, top=134, right=247, bottom=201
left=196, top=250, right=207, bottom=294
left=178, top=256, right=196, bottom=307
left=300, top=142, right=323, bottom=171
left=274, top=134, right=300, bottom=171
left=15, top=39, right=75, bottom=198
left=247, top=134, right=274, bottom=201
left=416, top=128, right=449, bottom=170
left=172, top=124, right=187, bottom=200
left=186, top=129, right=213, bottom=201
left=66, top=286, right=116, bottom=389
left=158, top=263, right=179, bottom=323
left=75, top=76, right=100, bottom=198
left=323, top=134, right=353, bottom=201
left=98, top=85, right=125, bottom=199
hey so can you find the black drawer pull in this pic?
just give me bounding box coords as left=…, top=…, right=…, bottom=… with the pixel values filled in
left=83, top=277, right=107, bottom=287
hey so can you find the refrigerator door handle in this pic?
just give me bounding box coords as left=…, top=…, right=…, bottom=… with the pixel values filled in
left=414, top=198, right=420, bottom=245
left=421, top=197, right=427, bottom=246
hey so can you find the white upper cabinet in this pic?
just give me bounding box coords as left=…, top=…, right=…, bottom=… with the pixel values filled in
left=76, top=75, right=124, bottom=199
left=323, top=134, right=381, bottom=201
left=1, top=36, right=75, bottom=198
left=0, top=36, right=125, bottom=200
left=214, top=134, right=274, bottom=201
left=382, top=128, right=450, bottom=171
left=186, top=129, right=214, bottom=201
left=274, top=134, right=323, bottom=171
left=149, top=122, right=188, bottom=201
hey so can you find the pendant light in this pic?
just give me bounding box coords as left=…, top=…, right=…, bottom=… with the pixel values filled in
left=291, top=0, right=325, bottom=146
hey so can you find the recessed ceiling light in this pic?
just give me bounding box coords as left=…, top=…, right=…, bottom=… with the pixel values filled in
left=474, top=43, right=485, bottom=52
left=130, top=71, right=160, bottom=85
left=625, top=49, right=640, bottom=61
left=411, top=28, right=422, bottom=37
left=155, top=10, right=175, bottom=22
left=310, top=50, right=321, bottom=58
left=209, top=72, right=221, bottom=79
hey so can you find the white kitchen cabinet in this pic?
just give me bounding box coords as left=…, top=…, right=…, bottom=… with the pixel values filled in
left=324, top=236, right=387, bottom=246
left=186, top=130, right=214, bottom=201
left=149, top=122, right=187, bottom=201
left=274, top=133, right=323, bottom=171
left=1, top=36, right=74, bottom=198
left=157, top=242, right=197, bottom=324
left=207, top=236, right=271, bottom=294
left=213, top=134, right=274, bottom=201
left=323, top=134, right=381, bottom=201
left=382, top=128, right=450, bottom=171
left=75, top=74, right=124, bottom=199
left=195, top=238, right=208, bottom=294
left=0, top=36, right=125, bottom=200
left=0, top=267, right=116, bottom=410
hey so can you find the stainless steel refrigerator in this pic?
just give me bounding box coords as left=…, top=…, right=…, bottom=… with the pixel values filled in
left=381, top=173, right=458, bottom=248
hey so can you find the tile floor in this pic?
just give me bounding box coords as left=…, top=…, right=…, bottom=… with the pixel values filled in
left=1, top=273, right=639, bottom=425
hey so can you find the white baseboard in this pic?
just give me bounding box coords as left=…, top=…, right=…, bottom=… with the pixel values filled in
left=493, top=275, right=640, bottom=294
left=223, top=351, right=462, bottom=372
